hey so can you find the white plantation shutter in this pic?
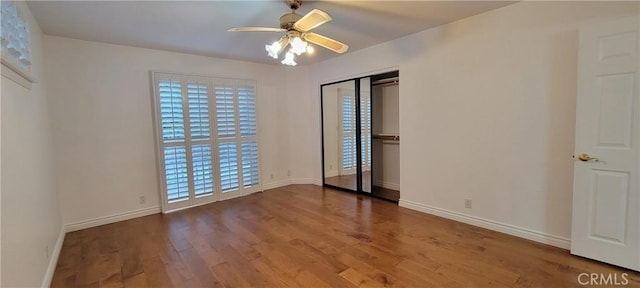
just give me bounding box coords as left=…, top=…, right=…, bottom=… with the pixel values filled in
left=154, top=73, right=260, bottom=210
left=215, top=79, right=239, bottom=193
left=187, top=80, right=214, bottom=198
left=188, top=82, right=210, bottom=138
left=158, top=78, right=189, bottom=203
left=341, top=93, right=356, bottom=171
left=1, top=1, right=32, bottom=68
left=238, top=85, right=257, bottom=136
left=159, top=80, right=185, bottom=141
left=242, top=141, right=259, bottom=187
left=164, top=146, right=189, bottom=202
left=192, top=144, right=214, bottom=197
left=215, top=84, right=236, bottom=138
left=215, top=78, right=260, bottom=196
left=360, top=95, right=371, bottom=169
left=218, top=142, right=239, bottom=191
left=238, top=84, right=259, bottom=188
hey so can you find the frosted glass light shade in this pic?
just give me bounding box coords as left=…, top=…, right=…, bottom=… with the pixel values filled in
left=281, top=52, right=297, bottom=66
left=289, top=37, right=308, bottom=55
left=265, top=41, right=282, bottom=59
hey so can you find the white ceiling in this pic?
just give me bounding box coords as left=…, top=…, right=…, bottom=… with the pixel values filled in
left=28, top=1, right=516, bottom=66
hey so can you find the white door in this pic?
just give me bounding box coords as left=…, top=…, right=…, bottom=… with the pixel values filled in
left=571, top=16, right=640, bottom=271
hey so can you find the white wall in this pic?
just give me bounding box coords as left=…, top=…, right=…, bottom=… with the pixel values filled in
left=1, top=2, right=62, bottom=287
left=302, top=1, right=640, bottom=247
left=44, top=36, right=301, bottom=226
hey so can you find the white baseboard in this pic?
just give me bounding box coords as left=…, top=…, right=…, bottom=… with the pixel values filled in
left=263, top=178, right=323, bottom=190
left=290, top=178, right=322, bottom=186
left=64, top=206, right=161, bottom=233
left=324, top=170, right=339, bottom=178
left=399, top=199, right=571, bottom=249
left=262, top=179, right=294, bottom=190
left=42, top=226, right=65, bottom=288
left=373, top=179, right=400, bottom=191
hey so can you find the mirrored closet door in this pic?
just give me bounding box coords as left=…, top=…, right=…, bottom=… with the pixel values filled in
left=322, top=80, right=357, bottom=191
left=321, top=71, right=400, bottom=202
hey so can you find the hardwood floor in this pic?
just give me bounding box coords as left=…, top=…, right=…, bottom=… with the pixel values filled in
left=52, top=185, right=639, bottom=287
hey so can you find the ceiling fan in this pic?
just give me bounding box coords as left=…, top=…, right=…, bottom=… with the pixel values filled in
left=228, top=0, right=349, bottom=66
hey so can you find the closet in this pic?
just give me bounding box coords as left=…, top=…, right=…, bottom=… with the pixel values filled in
left=370, top=74, right=400, bottom=201
left=321, top=71, right=399, bottom=202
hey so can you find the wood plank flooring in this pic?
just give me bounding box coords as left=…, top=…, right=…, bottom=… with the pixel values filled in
left=51, top=185, right=640, bottom=287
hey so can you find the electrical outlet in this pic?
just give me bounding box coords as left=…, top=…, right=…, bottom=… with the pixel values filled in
left=46, top=245, right=50, bottom=259
left=465, top=199, right=472, bottom=209
left=139, top=196, right=146, bottom=204
left=270, top=173, right=274, bottom=180
left=329, top=164, right=333, bottom=169
left=287, top=170, right=291, bottom=177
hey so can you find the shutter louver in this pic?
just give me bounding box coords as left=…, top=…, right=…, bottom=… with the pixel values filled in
left=241, top=141, right=259, bottom=187
left=218, top=142, right=239, bottom=192
left=342, top=94, right=356, bottom=169
left=192, top=144, right=214, bottom=197
left=361, top=96, right=371, bottom=166
left=159, top=80, right=185, bottom=141
left=238, top=85, right=256, bottom=137
left=343, top=95, right=353, bottom=132
left=164, top=146, right=189, bottom=202
left=188, top=82, right=210, bottom=139
left=215, top=85, right=236, bottom=138
left=343, top=135, right=355, bottom=169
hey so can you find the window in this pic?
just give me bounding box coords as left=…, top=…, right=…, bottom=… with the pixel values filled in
left=1, top=0, right=34, bottom=88
left=153, top=73, right=260, bottom=211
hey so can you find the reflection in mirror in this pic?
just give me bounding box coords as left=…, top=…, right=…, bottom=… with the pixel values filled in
left=360, top=77, right=371, bottom=193
left=323, top=80, right=357, bottom=191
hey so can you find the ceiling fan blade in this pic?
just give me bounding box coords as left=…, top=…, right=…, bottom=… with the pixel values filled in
left=294, top=9, right=332, bottom=32
left=228, top=27, right=286, bottom=32
left=304, top=32, right=348, bottom=53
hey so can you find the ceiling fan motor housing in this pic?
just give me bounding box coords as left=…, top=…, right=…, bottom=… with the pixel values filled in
left=288, top=0, right=301, bottom=10
left=280, top=13, right=302, bottom=30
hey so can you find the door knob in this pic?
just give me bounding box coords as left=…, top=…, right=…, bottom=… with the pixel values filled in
left=576, top=153, right=598, bottom=162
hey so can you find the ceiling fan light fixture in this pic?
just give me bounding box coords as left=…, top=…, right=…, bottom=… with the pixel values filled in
left=229, top=1, right=348, bottom=66
left=289, top=36, right=308, bottom=55
left=265, top=36, right=288, bottom=59
left=281, top=51, right=297, bottom=66
left=265, top=43, right=281, bottom=59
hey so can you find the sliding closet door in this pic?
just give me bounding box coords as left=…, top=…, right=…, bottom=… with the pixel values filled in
left=321, top=71, right=399, bottom=201
left=359, top=77, right=372, bottom=193
left=322, top=80, right=357, bottom=191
